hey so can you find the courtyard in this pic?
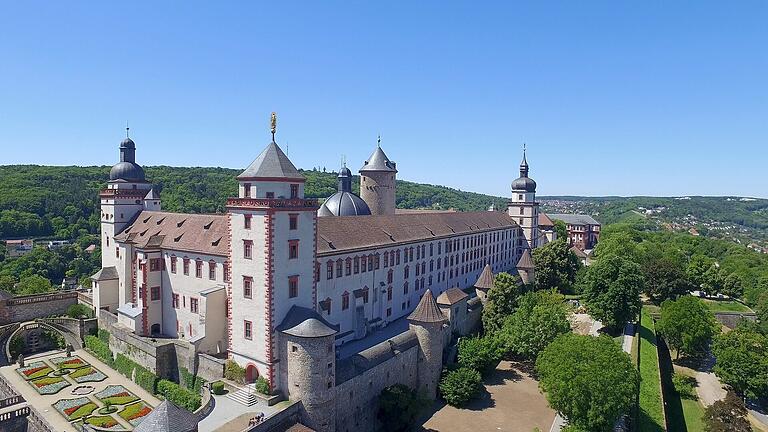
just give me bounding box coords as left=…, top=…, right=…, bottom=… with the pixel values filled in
left=0, top=349, right=160, bottom=432
left=420, top=360, right=556, bottom=432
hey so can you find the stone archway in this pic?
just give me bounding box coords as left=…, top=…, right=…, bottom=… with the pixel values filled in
left=4, top=321, right=82, bottom=364
left=245, top=364, right=259, bottom=384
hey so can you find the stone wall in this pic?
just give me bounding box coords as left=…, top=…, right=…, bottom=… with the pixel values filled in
left=0, top=292, right=78, bottom=325
left=197, top=353, right=226, bottom=383
left=334, top=342, right=420, bottom=432
left=714, top=312, right=757, bottom=329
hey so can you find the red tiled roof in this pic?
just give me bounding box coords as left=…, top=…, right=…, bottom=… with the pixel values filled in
left=538, top=213, right=554, bottom=227
left=115, top=211, right=229, bottom=256
left=317, top=211, right=518, bottom=255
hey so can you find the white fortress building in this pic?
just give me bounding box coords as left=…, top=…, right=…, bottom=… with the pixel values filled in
left=92, top=116, right=548, bottom=431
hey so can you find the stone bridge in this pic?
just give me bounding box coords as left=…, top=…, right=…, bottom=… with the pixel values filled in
left=0, top=317, right=96, bottom=366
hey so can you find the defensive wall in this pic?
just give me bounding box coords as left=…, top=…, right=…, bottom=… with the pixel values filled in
left=0, top=292, right=78, bottom=325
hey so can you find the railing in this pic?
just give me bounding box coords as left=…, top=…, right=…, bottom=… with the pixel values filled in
left=226, top=197, right=318, bottom=209
left=98, top=188, right=150, bottom=198
left=77, top=291, right=93, bottom=306
left=0, top=405, right=30, bottom=422
left=5, top=291, right=77, bottom=306
left=0, top=395, right=25, bottom=409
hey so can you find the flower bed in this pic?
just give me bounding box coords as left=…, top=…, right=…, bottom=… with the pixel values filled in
left=95, top=385, right=139, bottom=405
left=18, top=361, right=53, bottom=380
left=51, top=355, right=88, bottom=369
left=70, top=366, right=107, bottom=383
left=85, top=415, right=119, bottom=429
left=53, top=397, right=98, bottom=421
left=118, top=401, right=153, bottom=426
left=30, top=376, right=70, bottom=395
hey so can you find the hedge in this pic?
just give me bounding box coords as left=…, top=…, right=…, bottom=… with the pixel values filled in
left=98, top=329, right=110, bottom=344
left=156, top=379, right=202, bottom=411
left=85, top=335, right=113, bottom=366
left=224, top=360, right=245, bottom=384
left=211, top=381, right=226, bottom=395
left=180, top=367, right=206, bottom=393
left=134, top=365, right=158, bottom=395
left=114, top=353, right=137, bottom=379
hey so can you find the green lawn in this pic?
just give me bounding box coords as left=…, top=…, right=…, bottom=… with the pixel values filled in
left=638, top=308, right=665, bottom=432
left=700, top=299, right=753, bottom=313
left=680, top=398, right=705, bottom=431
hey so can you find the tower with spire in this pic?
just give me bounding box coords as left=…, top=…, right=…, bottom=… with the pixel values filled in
left=359, top=137, right=397, bottom=215
left=508, top=145, right=540, bottom=249
left=317, top=162, right=372, bottom=217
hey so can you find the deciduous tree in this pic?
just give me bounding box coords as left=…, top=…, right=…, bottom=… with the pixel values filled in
left=712, top=321, right=768, bottom=400
left=536, top=334, right=638, bottom=432
left=532, top=239, right=582, bottom=293
left=642, top=256, right=692, bottom=302
left=656, top=296, right=719, bottom=359
left=702, top=391, right=752, bottom=432
left=500, top=290, right=571, bottom=359
left=482, top=272, right=521, bottom=333
left=581, top=255, right=643, bottom=330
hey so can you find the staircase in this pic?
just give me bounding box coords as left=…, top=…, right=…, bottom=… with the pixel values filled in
left=226, top=384, right=259, bottom=406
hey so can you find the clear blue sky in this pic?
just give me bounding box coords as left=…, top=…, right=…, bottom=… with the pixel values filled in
left=1, top=1, right=766, bottom=198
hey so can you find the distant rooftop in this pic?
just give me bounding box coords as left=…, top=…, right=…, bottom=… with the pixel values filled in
left=547, top=213, right=600, bottom=226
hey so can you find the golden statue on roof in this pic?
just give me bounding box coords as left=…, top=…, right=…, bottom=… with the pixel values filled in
left=270, top=112, right=277, bottom=138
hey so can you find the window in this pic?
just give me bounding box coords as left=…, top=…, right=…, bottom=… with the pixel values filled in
left=289, top=240, right=299, bottom=259
left=196, top=260, right=203, bottom=278
left=116, top=247, right=120, bottom=258
left=183, top=258, right=190, bottom=275
left=386, top=307, right=392, bottom=317
left=404, top=266, right=409, bottom=279
left=374, top=254, right=380, bottom=270
left=150, top=286, right=160, bottom=301
left=209, top=261, right=216, bottom=280
left=354, top=257, right=360, bottom=273
left=361, top=256, right=367, bottom=273
left=383, top=252, right=389, bottom=268
left=244, top=214, right=252, bottom=229
left=170, top=256, right=177, bottom=273
left=244, top=240, right=253, bottom=259
left=244, top=320, right=252, bottom=340
left=314, top=262, right=320, bottom=282
left=519, top=208, right=524, bottom=215
left=266, top=192, right=274, bottom=199
left=403, top=282, right=409, bottom=294
left=363, top=289, right=369, bottom=304
left=172, top=294, right=179, bottom=308
left=149, top=258, right=162, bottom=272
left=345, top=258, right=352, bottom=276
left=244, top=183, right=251, bottom=198
left=342, top=292, right=350, bottom=310
left=326, top=261, right=333, bottom=280
left=289, top=276, right=299, bottom=298
left=190, top=298, right=199, bottom=314
left=223, top=263, right=230, bottom=282
left=368, top=254, right=374, bottom=271
left=290, top=184, right=299, bottom=198
left=335, top=259, right=343, bottom=277
left=387, top=269, right=393, bottom=284
left=518, top=194, right=523, bottom=200
left=396, top=250, right=401, bottom=265
left=387, top=286, right=393, bottom=301
left=243, top=277, right=253, bottom=298
left=289, top=214, right=298, bottom=230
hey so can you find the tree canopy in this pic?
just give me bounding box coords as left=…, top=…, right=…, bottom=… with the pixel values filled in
left=536, top=333, right=639, bottom=432
left=656, top=296, right=719, bottom=359
left=702, top=391, right=753, bottom=432
left=532, top=239, right=581, bottom=293
left=712, top=321, right=768, bottom=400
left=580, top=255, right=643, bottom=330
left=481, top=272, right=521, bottom=334
left=499, top=290, right=571, bottom=360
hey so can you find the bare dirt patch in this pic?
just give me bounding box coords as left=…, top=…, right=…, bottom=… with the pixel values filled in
left=420, top=360, right=555, bottom=432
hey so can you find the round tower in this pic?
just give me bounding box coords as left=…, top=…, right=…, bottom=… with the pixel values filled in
left=359, top=139, right=397, bottom=215
left=407, top=290, right=447, bottom=399
left=277, top=306, right=337, bottom=432
left=474, top=264, right=495, bottom=303
left=516, top=249, right=535, bottom=286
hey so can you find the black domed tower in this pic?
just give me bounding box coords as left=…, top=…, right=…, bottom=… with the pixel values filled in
left=317, top=163, right=372, bottom=217
left=507, top=145, right=539, bottom=249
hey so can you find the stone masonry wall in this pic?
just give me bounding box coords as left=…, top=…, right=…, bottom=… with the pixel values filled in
left=197, top=353, right=226, bottom=383
left=0, top=292, right=78, bottom=325
left=334, top=344, right=419, bottom=432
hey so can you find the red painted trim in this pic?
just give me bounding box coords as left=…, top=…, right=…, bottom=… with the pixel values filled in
left=226, top=197, right=318, bottom=211
left=141, top=263, right=149, bottom=335
left=235, top=177, right=306, bottom=183
left=312, top=212, right=318, bottom=309
left=264, top=211, right=275, bottom=392
left=226, top=213, right=234, bottom=357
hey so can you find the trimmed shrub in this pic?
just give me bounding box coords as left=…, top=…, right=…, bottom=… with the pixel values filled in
left=114, top=354, right=137, bottom=379
left=180, top=367, right=206, bottom=393
left=457, top=336, right=502, bottom=376
left=254, top=376, right=270, bottom=395
left=97, top=329, right=110, bottom=344
left=224, top=360, right=245, bottom=384
left=439, top=367, right=483, bottom=407
left=84, top=335, right=113, bottom=366
left=67, top=304, right=93, bottom=319
left=211, top=381, right=226, bottom=395
left=157, top=379, right=202, bottom=412
left=134, top=366, right=158, bottom=395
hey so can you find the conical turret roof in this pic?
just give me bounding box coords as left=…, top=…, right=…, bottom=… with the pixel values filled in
left=238, top=141, right=304, bottom=181
left=475, top=264, right=495, bottom=290
left=517, top=249, right=534, bottom=269
left=359, top=146, right=397, bottom=172
left=408, top=290, right=446, bottom=323
left=133, top=400, right=197, bottom=432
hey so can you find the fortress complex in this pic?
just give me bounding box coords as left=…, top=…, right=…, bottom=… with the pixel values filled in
left=92, top=115, right=552, bottom=431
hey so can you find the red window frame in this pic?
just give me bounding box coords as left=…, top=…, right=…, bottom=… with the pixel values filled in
left=190, top=297, right=199, bottom=314
left=289, top=276, right=299, bottom=298
left=150, top=286, right=161, bottom=301
left=172, top=294, right=179, bottom=308
left=342, top=292, right=350, bottom=310
left=244, top=320, right=252, bottom=340
left=149, top=258, right=162, bottom=272
left=183, top=258, right=190, bottom=275
left=244, top=240, right=253, bottom=259
left=289, top=214, right=298, bottom=230
left=170, top=256, right=177, bottom=273
left=244, top=214, right=252, bottom=229
left=195, top=260, right=203, bottom=278
left=289, top=240, right=299, bottom=260
left=243, top=276, right=253, bottom=298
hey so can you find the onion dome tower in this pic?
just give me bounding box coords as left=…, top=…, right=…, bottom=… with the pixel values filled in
left=508, top=144, right=540, bottom=248
left=317, top=163, right=372, bottom=217
left=109, top=134, right=147, bottom=183
left=408, top=290, right=447, bottom=399
left=359, top=137, right=397, bottom=215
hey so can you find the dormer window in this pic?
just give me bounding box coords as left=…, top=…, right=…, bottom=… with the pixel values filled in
left=244, top=183, right=251, bottom=198
left=290, top=184, right=299, bottom=199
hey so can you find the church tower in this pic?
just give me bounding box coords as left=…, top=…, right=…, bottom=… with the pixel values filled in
left=227, top=113, right=320, bottom=390
left=359, top=138, right=397, bottom=215
left=99, top=129, right=155, bottom=270
left=508, top=146, right=539, bottom=249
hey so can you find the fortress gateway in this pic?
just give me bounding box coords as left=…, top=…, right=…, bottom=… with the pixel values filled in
left=92, top=117, right=549, bottom=431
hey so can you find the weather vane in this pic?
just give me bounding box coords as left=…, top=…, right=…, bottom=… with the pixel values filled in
left=270, top=112, right=277, bottom=141
left=377, top=134, right=381, bottom=147
left=126, top=121, right=130, bottom=138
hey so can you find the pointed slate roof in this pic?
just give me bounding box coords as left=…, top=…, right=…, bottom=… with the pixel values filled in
left=517, top=249, right=534, bottom=269
left=276, top=305, right=338, bottom=338
left=408, top=290, right=447, bottom=323
left=474, top=264, right=495, bottom=290
left=359, top=146, right=397, bottom=172
left=238, top=141, right=304, bottom=180
left=91, top=266, right=118, bottom=281
left=436, top=287, right=469, bottom=306
left=134, top=400, right=198, bottom=432
left=144, top=188, right=159, bottom=200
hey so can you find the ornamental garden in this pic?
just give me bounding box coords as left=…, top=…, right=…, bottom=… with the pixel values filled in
left=15, top=354, right=154, bottom=431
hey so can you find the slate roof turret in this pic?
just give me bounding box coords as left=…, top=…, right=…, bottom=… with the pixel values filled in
left=238, top=141, right=304, bottom=181
left=408, top=290, right=447, bottom=323
left=474, top=264, right=495, bottom=290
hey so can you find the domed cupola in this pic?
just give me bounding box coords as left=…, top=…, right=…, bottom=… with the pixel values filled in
left=511, top=147, right=536, bottom=193
left=109, top=130, right=146, bottom=182
left=317, top=162, right=372, bottom=217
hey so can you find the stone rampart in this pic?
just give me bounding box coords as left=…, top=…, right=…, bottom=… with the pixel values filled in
left=0, top=292, right=78, bottom=325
